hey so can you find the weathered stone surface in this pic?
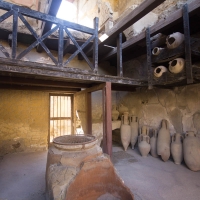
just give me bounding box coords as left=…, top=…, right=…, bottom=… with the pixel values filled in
left=46, top=141, right=134, bottom=200
left=0, top=89, right=48, bottom=156
left=114, top=84, right=200, bottom=136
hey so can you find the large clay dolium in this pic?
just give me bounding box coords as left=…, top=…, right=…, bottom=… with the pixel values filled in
left=130, top=115, right=138, bottom=149
left=120, top=112, right=131, bottom=151
left=138, top=135, right=151, bottom=157
left=183, top=131, right=200, bottom=171
left=157, top=120, right=171, bottom=162
left=150, top=129, right=158, bottom=158
left=171, top=133, right=183, bottom=165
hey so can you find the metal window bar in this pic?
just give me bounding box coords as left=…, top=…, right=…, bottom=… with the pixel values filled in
left=0, top=1, right=99, bottom=72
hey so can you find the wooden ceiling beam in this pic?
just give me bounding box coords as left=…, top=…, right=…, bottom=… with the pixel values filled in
left=0, top=84, right=81, bottom=92
left=0, top=76, right=91, bottom=88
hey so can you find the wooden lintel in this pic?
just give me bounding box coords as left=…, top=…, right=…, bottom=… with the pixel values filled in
left=100, top=0, right=200, bottom=62
left=0, top=84, right=81, bottom=92
left=0, top=76, right=91, bottom=88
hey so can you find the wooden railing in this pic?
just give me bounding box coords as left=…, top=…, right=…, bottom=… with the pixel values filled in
left=0, top=1, right=99, bottom=73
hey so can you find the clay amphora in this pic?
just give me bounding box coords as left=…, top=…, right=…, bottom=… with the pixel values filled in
left=120, top=112, right=131, bottom=151
left=169, top=58, right=185, bottom=74
left=152, top=47, right=164, bottom=56
left=112, top=105, right=119, bottom=121
left=166, top=32, right=184, bottom=49
left=157, top=120, right=170, bottom=162
left=118, top=104, right=128, bottom=118
left=138, top=135, right=151, bottom=157
left=138, top=126, right=149, bottom=143
left=130, top=115, right=138, bottom=149
left=171, top=133, right=183, bottom=165
left=183, top=131, right=200, bottom=171
left=154, top=66, right=167, bottom=78
left=150, top=129, right=158, bottom=158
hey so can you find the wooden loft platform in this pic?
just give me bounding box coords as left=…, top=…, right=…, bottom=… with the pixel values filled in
left=0, top=0, right=166, bottom=88
left=0, top=1, right=200, bottom=89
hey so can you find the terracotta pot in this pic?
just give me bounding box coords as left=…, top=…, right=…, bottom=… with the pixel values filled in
left=157, top=120, right=170, bottom=162
left=150, top=129, right=158, bottom=158
left=130, top=115, right=138, bottom=149
left=118, top=104, right=128, bottom=118
left=154, top=66, right=167, bottom=78
left=112, top=105, right=119, bottom=121
left=166, top=32, right=184, bottom=49
left=138, top=135, right=151, bottom=157
left=120, top=113, right=131, bottom=151
left=152, top=47, right=164, bottom=56
left=169, top=58, right=185, bottom=74
left=171, top=133, right=183, bottom=165
left=183, top=131, right=200, bottom=171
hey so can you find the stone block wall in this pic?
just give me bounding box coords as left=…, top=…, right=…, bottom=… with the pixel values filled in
left=0, top=89, right=49, bottom=156
left=116, top=84, right=200, bottom=136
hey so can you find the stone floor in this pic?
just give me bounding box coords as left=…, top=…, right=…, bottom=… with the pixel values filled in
left=0, top=144, right=200, bottom=200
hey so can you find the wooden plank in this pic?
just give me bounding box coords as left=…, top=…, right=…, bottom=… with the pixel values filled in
left=0, top=9, right=13, bottom=23
left=0, top=57, right=142, bottom=85
left=37, top=0, right=62, bottom=52
left=17, top=13, right=58, bottom=65
left=102, top=85, right=107, bottom=153
left=0, top=76, right=91, bottom=88
left=86, top=92, right=92, bottom=135
left=102, top=82, right=112, bottom=157
left=146, top=27, right=153, bottom=89
left=93, top=17, right=99, bottom=73
left=0, top=84, right=81, bottom=92
left=183, top=4, right=193, bottom=84
left=76, top=83, right=105, bottom=95
left=117, top=33, right=123, bottom=77
left=0, top=1, right=95, bottom=35
left=12, top=10, right=18, bottom=59
left=64, top=27, right=94, bottom=70
left=100, top=0, right=200, bottom=61
left=0, top=43, right=10, bottom=58
left=58, top=25, right=64, bottom=66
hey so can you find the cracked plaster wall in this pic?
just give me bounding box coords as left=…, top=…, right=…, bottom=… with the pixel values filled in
left=0, top=89, right=49, bottom=156
left=116, top=84, right=200, bottom=136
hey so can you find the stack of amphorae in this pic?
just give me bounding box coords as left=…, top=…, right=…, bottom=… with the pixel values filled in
left=153, top=32, right=185, bottom=78
left=113, top=105, right=200, bottom=172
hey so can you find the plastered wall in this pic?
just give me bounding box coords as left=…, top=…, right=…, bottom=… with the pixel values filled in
left=116, top=84, right=200, bottom=136
left=0, top=89, right=49, bottom=156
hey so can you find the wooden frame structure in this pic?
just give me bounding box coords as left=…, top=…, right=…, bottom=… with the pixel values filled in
left=0, top=1, right=99, bottom=71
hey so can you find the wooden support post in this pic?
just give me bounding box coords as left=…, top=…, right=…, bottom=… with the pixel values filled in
left=146, top=27, right=153, bottom=89
left=86, top=92, right=92, bottom=135
left=183, top=4, right=193, bottom=84
left=102, top=82, right=112, bottom=157
left=12, top=10, right=18, bottom=59
left=58, top=25, right=64, bottom=66
left=93, top=17, right=99, bottom=74
left=117, top=33, right=123, bottom=77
